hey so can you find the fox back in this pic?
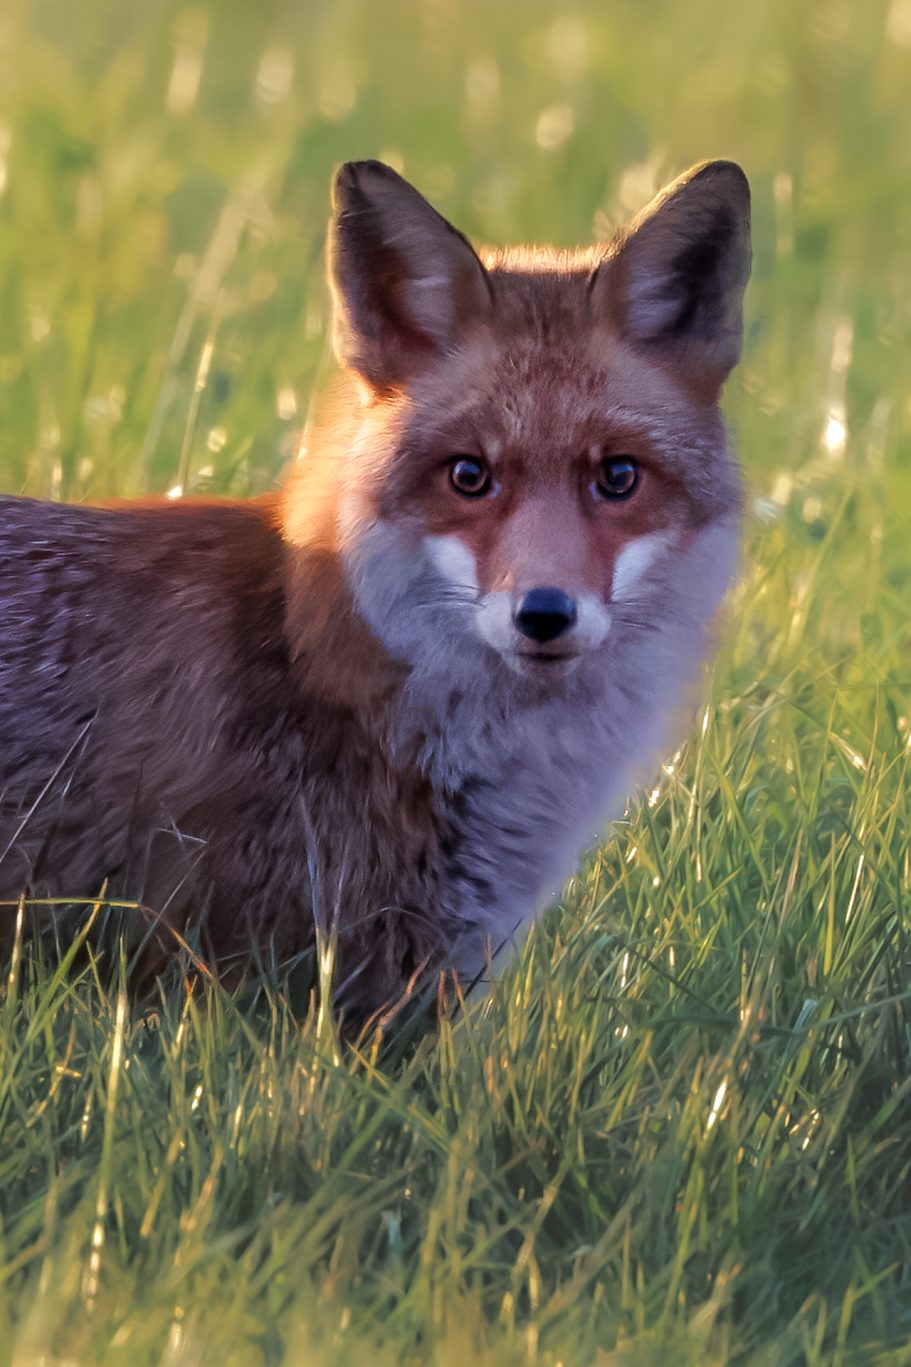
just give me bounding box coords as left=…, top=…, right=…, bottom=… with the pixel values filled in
left=0, top=159, right=750, bottom=1021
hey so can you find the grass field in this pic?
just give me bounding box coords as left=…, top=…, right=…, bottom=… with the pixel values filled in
left=2, top=0, right=911, bottom=1362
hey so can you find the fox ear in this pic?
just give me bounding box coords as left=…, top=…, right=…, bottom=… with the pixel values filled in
left=591, top=161, right=751, bottom=396
left=328, top=160, right=492, bottom=393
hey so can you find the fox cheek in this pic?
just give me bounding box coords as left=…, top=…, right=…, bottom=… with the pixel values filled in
left=423, top=535, right=479, bottom=595
left=572, top=595, right=612, bottom=650
left=610, top=532, right=673, bottom=601
left=475, top=593, right=515, bottom=654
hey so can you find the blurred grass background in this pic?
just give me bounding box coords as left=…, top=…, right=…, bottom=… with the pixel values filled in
left=1, top=0, right=911, bottom=1363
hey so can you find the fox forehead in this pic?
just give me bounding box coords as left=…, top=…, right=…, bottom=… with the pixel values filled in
left=407, top=333, right=674, bottom=441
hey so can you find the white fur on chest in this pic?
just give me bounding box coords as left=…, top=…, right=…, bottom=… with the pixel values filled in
left=428, top=679, right=648, bottom=981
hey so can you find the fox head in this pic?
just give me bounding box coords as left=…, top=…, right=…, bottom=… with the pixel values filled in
left=285, top=159, right=750, bottom=707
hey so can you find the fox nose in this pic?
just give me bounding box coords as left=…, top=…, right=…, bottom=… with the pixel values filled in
left=514, top=587, right=578, bottom=643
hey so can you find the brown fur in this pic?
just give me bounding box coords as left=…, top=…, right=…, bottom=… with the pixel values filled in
left=0, top=493, right=455, bottom=1006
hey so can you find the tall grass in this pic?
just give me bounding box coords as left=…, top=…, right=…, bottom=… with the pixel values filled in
left=1, top=0, right=910, bottom=1361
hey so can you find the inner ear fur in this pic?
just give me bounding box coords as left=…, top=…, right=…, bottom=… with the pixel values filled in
left=591, top=160, right=751, bottom=397
left=328, top=160, right=493, bottom=394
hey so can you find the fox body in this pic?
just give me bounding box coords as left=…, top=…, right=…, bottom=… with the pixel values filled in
left=0, top=160, right=750, bottom=1018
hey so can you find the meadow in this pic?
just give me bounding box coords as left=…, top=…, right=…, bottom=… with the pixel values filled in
left=1, top=0, right=911, bottom=1361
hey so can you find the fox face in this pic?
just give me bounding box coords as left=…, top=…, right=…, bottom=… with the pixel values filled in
left=287, top=159, right=750, bottom=705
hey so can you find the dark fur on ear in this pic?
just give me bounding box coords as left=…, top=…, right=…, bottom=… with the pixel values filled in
left=591, top=160, right=751, bottom=398
left=328, top=160, right=493, bottom=393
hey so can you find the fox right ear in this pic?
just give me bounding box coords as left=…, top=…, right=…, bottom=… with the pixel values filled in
left=327, top=160, right=493, bottom=394
left=591, top=161, right=751, bottom=398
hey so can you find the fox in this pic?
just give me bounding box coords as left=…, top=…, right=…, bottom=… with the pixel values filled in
left=0, top=158, right=750, bottom=1022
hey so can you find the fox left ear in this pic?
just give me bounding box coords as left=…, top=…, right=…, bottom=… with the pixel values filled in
left=328, top=160, right=493, bottom=394
left=591, top=161, right=751, bottom=397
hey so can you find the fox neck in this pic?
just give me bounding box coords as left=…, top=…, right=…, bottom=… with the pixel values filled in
left=280, top=388, right=413, bottom=733
left=283, top=537, right=405, bottom=712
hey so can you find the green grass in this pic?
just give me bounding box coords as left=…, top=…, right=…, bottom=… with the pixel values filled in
left=2, top=0, right=911, bottom=1361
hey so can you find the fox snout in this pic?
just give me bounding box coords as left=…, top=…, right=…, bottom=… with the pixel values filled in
left=472, top=576, right=612, bottom=671
left=514, top=587, right=578, bottom=643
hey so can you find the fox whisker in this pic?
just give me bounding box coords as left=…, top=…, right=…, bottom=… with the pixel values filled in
left=408, top=586, right=478, bottom=611
left=610, top=614, right=661, bottom=633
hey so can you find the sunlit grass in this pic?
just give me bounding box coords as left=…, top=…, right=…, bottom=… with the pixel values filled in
left=1, top=0, right=910, bottom=1361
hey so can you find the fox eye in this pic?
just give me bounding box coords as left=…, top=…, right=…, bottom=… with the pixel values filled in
left=449, top=456, right=492, bottom=498
left=594, top=455, right=639, bottom=501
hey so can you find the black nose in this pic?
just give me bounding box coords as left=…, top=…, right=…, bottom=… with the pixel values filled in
left=514, top=587, right=578, bottom=643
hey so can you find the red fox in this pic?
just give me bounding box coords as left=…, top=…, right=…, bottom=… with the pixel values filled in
left=0, top=159, right=750, bottom=1019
